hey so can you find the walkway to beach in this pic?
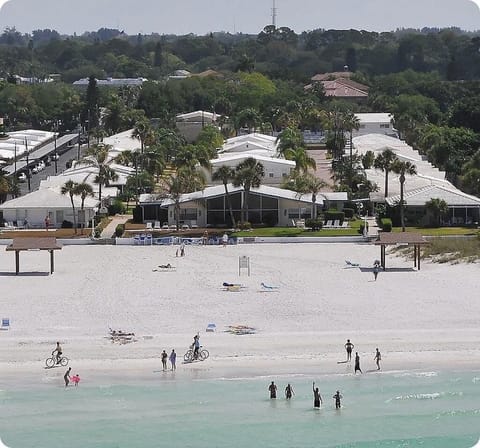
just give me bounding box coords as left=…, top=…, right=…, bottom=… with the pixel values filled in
left=100, top=214, right=131, bottom=238
left=306, top=149, right=333, bottom=190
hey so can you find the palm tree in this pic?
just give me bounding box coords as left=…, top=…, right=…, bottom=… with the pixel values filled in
left=425, top=198, right=449, bottom=227
left=212, top=165, right=236, bottom=228
left=276, top=126, right=303, bottom=158
left=132, top=119, right=154, bottom=169
left=234, top=108, right=262, bottom=134
left=374, top=149, right=399, bottom=198
left=165, top=167, right=206, bottom=231
left=233, top=158, right=265, bottom=223
left=61, top=180, right=79, bottom=234
left=81, top=144, right=118, bottom=203
left=284, top=173, right=327, bottom=220
left=392, top=160, right=417, bottom=232
left=284, top=146, right=316, bottom=173
left=73, top=182, right=94, bottom=231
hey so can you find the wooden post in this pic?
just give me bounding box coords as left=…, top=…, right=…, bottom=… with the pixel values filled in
left=414, top=245, right=417, bottom=268
left=15, top=250, right=19, bottom=275
left=50, top=250, right=54, bottom=274
left=418, top=246, right=421, bottom=271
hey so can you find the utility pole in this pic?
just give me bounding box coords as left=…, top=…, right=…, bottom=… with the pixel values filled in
left=14, top=142, right=17, bottom=176
left=54, top=130, right=58, bottom=174
left=77, top=114, right=81, bottom=160
left=25, top=137, right=31, bottom=192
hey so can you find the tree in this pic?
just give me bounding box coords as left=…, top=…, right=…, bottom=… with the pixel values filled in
left=233, top=157, right=265, bottom=223
left=392, top=160, right=417, bottom=232
left=81, top=144, right=118, bottom=204
left=276, top=126, right=303, bottom=158
left=461, top=149, right=480, bottom=196
left=61, top=180, right=79, bottom=233
left=234, top=108, right=262, bottom=134
left=284, top=146, right=316, bottom=173
left=284, top=172, right=327, bottom=220
left=74, top=182, right=94, bottom=210
left=212, top=165, right=236, bottom=228
left=164, top=167, right=206, bottom=231
left=85, top=75, right=99, bottom=129
left=132, top=119, right=154, bottom=168
left=374, top=149, right=399, bottom=198
left=425, top=198, right=449, bottom=227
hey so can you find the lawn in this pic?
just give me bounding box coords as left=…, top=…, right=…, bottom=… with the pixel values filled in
left=233, top=219, right=362, bottom=237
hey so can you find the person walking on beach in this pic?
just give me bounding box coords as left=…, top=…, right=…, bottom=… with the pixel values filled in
left=312, top=382, right=322, bottom=408
left=333, top=390, right=342, bottom=409
left=180, top=242, right=185, bottom=257
left=169, top=349, right=176, bottom=371
left=354, top=352, right=362, bottom=374
left=222, top=233, right=228, bottom=247
left=374, top=348, right=381, bottom=370
left=161, top=350, right=168, bottom=371
left=373, top=260, right=380, bottom=281
left=345, top=339, right=354, bottom=361
left=203, top=230, right=209, bottom=245
left=269, top=381, right=277, bottom=399
left=285, top=383, right=294, bottom=400
left=64, top=367, right=71, bottom=387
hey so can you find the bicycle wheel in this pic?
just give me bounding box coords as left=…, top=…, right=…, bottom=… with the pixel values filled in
left=184, top=350, right=193, bottom=362
left=60, top=357, right=69, bottom=367
left=45, top=357, right=55, bottom=368
left=200, top=349, right=209, bottom=360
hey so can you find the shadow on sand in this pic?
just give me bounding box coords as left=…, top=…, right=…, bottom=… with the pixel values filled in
left=0, top=271, right=50, bottom=277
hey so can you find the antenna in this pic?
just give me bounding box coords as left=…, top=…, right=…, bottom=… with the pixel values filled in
left=271, top=0, right=277, bottom=28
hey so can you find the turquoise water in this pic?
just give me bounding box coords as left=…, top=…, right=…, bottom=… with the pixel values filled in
left=1, top=370, right=479, bottom=448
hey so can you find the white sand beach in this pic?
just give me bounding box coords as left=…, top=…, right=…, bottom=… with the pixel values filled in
left=0, top=243, right=479, bottom=385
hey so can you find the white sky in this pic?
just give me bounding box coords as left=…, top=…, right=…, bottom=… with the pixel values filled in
left=0, top=0, right=479, bottom=35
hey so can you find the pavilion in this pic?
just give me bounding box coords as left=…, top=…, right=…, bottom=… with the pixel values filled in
left=6, top=237, right=62, bottom=275
left=373, top=233, right=429, bottom=270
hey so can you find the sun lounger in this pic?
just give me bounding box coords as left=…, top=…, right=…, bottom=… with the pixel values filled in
left=260, top=282, right=279, bottom=291
left=333, top=219, right=341, bottom=228
left=152, top=264, right=176, bottom=272
left=206, top=323, right=216, bottom=332
left=324, top=220, right=333, bottom=229
left=154, top=221, right=161, bottom=229
left=1, top=318, right=10, bottom=330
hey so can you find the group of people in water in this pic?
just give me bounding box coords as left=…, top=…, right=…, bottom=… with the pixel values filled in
left=269, top=381, right=343, bottom=409
left=266, top=339, right=383, bottom=408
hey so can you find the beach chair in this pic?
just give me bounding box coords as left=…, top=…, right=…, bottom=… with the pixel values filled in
left=133, top=234, right=141, bottom=245
left=1, top=318, right=10, bottom=330
left=139, top=234, right=147, bottom=245
left=206, top=323, right=216, bottom=332
left=324, top=220, right=333, bottom=229
left=146, top=222, right=153, bottom=230
left=341, top=221, right=349, bottom=228
left=145, top=234, right=153, bottom=245
left=154, top=221, right=161, bottom=229
left=333, top=219, right=341, bottom=228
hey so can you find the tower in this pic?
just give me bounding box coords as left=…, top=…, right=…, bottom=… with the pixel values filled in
left=271, top=0, right=277, bottom=28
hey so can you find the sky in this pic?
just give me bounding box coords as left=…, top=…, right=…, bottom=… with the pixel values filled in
left=0, top=0, right=479, bottom=35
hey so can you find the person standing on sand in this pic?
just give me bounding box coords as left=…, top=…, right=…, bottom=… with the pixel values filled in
left=64, top=367, right=71, bottom=387
left=222, top=233, right=228, bottom=247
left=268, top=381, right=277, bottom=399
left=345, top=339, right=354, bottom=361
left=180, top=243, right=185, bottom=257
left=285, top=383, right=294, bottom=400
left=374, top=348, right=381, bottom=370
left=373, top=260, right=380, bottom=281
left=354, top=352, right=362, bottom=374
left=333, top=390, right=342, bottom=409
left=312, top=382, right=322, bottom=408
left=169, top=349, right=176, bottom=371
left=161, top=350, right=168, bottom=371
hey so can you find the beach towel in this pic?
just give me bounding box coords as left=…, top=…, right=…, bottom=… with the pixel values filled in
left=345, top=260, right=359, bottom=267
left=261, top=282, right=279, bottom=289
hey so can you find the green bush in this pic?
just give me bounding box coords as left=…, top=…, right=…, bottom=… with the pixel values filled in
left=94, top=226, right=102, bottom=238
left=325, top=210, right=345, bottom=222
left=380, top=218, right=392, bottom=232
left=306, top=218, right=323, bottom=230
left=359, top=222, right=369, bottom=235
left=238, top=221, right=251, bottom=230
left=108, top=199, right=126, bottom=216
left=115, top=224, right=125, bottom=237
left=61, top=220, right=73, bottom=228
left=343, top=208, right=354, bottom=219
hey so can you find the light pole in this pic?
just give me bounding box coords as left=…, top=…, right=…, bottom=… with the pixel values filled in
left=54, top=130, right=58, bottom=174
left=77, top=118, right=81, bottom=160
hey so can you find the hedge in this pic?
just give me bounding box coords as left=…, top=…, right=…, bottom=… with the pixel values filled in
left=325, top=210, right=345, bottom=222
left=343, top=208, right=354, bottom=219
left=380, top=218, right=392, bottom=232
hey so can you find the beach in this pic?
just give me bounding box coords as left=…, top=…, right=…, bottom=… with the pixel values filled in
left=1, top=243, right=479, bottom=447
left=0, top=242, right=479, bottom=381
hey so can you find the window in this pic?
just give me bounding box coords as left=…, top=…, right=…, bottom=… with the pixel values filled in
left=359, top=124, right=366, bottom=128
left=380, top=123, right=390, bottom=128
left=269, top=173, right=274, bottom=178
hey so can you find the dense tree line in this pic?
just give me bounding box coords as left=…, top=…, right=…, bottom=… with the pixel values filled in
left=0, top=25, right=479, bottom=198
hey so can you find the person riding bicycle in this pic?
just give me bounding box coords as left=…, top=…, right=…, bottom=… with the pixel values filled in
left=52, top=342, right=63, bottom=365
left=192, top=334, right=200, bottom=359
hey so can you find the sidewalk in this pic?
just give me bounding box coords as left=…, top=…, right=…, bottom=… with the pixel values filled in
left=100, top=214, right=131, bottom=239
left=365, top=216, right=379, bottom=237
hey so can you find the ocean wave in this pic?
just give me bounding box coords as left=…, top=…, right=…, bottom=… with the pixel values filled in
left=386, top=391, right=463, bottom=402
left=472, top=377, right=480, bottom=384
left=393, top=371, right=438, bottom=378
left=435, top=408, right=480, bottom=419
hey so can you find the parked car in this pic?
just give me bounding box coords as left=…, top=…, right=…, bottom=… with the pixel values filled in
left=17, top=172, right=27, bottom=182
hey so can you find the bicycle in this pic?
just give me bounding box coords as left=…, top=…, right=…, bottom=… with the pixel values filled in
left=184, top=346, right=209, bottom=362
left=45, top=354, right=69, bottom=368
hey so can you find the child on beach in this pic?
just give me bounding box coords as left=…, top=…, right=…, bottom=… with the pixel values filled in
left=71, top=374, right=80, bottom=386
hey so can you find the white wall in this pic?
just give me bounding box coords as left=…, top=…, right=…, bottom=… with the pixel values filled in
left=353, top=122, right=397, bottom=138
left=1, top=207, right=95, bottom=228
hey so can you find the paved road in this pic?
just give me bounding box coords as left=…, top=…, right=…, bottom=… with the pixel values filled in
left=16, top=143, right=88, bottom=196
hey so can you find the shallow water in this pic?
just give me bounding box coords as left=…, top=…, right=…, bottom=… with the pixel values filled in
left=1, top=370, right=479, bottom=448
